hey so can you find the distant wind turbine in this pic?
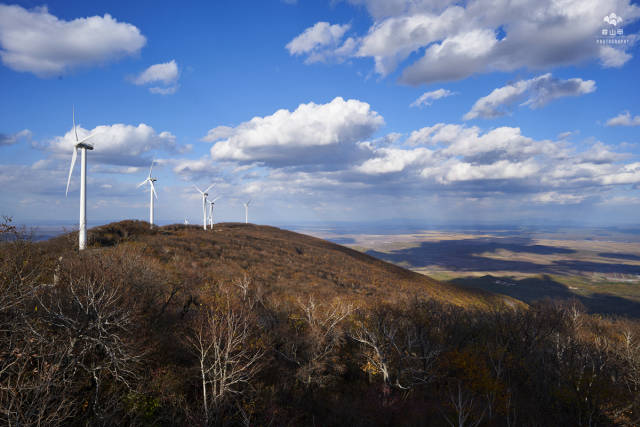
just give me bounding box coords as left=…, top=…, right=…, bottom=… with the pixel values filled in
left=65, top=107, right=100, bottom=251
left=137, top=160, right=158, bottom=228
left=184, top=218, right=189, bottom=225
left=243, top=199, right=251, bottom=224
left=208, top=196, right=221, bottom=229
left=194, top=183, right=215, bottom=230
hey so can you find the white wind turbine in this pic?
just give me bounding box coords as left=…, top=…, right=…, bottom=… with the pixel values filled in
left=193, top=183, right=215, bottom=230
left=137, top=160, right=158, bottom=228
left=65, top=107, right=100, bottom=251
left=243, top=199, right=251, bottom=224
left=208, top=196, right=221, bottom=229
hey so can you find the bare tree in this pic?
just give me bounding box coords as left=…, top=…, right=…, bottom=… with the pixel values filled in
left=185, top=299, right=264, bottom=424
left=33, top=265, right=142, bottom=420
left=277, top=298, right=352, bottom=388
left=0, top=331, right=79, bottom=425
left=621, top=327, right=640, bottom=393
left=619, top=326, right=640, bottom=425
left=0, top=217, right=79, bottom=425
left=350, top=306, right=440, bottom=392
left=443, top=382, right=485, bottom=427
left=351, top=311, right=396, bottom=389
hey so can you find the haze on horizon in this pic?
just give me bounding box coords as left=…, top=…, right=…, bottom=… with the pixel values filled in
left=1, top=0, right=640, bottom=228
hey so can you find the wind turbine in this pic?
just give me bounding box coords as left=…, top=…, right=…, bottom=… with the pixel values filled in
left=137, top=160, right=158, bottom=228
left=194, top=183, right=215, bottom=230
left=243, top=199, right=251, bottom=224
left=208, top=196, right=221, bottom=229
left=65, top=107, right=99, bottom=251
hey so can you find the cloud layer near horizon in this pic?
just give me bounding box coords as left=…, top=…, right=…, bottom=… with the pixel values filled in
left=191, top=97, right=640, bottom=209
left=2, top=94, right=639, bottom=223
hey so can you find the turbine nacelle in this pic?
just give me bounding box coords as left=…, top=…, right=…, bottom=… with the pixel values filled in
left=76, top=142, right=94, bottom=150
left=194, top=183, right=215, bottom=197
left=138, top=160, right=158, bottom=199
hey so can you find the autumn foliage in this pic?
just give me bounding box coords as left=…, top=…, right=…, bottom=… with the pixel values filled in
left=1, top=219, right=639, bottom=425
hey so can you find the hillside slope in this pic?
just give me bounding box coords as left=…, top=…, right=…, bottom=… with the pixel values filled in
left=7, top=220, right=637, bottom=426
left=45, top=220, right=513, bottom=309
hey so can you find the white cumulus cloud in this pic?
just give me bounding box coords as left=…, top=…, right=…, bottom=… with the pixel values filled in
left=532, top=192, right=587, bottom=204
left=207, top=97, right=384, bottom=168
left=291, top=0, right=640, bottom=85
left=355, top=147, right=435, bottom=174
left=133, top=60, right=178, bottom=85
left=410, top=89, right=454, bottom=108
left=0, top=129, right=31, bottom=147
left=286, top=22, right=350, bottom=55
left=464, top=74, right=596, bottom=120
left=132, top=60, right=179, bottom=95
left=49, top=123, right=177, bottom=166
left=607, top=111, right=640, bottom=127
left=201, top=126, right=235, bottom=143
left=433, top=159, right=541, bottom=183
left=286, top=22, right=354, bottom=64
left=0, top=4, right=146, bottom=77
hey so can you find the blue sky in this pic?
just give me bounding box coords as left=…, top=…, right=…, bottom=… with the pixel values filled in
left=1, top=0, right=640, bottom=227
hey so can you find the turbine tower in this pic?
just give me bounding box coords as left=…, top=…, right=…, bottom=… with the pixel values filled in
left=137, top=160, right=158, bottom=228
left=65, top=107, right=99, bottom=251
left=208, top=196, right=221, bottom=229
left=194, top=183, right=215, bottom=230
left=243, top=199, right=251, bottom=224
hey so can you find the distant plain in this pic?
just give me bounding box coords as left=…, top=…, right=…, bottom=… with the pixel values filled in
left=301, top=226, right=640, bottom=318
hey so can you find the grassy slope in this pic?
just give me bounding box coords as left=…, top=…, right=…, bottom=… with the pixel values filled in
left=44, top=220, right=515, bottom=309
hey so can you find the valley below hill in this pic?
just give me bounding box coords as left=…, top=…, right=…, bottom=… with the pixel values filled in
left=304, top=227, right=640, bottom=318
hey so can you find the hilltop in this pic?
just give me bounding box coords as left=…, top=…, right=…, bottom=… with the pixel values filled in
left=3, top=219, right=638, bottom=426
left=42, top=220, right=512, bottom=309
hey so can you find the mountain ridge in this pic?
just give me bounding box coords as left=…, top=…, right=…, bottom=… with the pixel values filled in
left=44, top=220, right=517, bottom=309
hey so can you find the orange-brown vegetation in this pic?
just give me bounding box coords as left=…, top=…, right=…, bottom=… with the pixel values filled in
left=1, top=218, right=639, bottom=426
left=68, top=220, right=509, bottom=309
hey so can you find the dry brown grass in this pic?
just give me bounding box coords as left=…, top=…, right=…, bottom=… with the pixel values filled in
left=48, top=221, right=512, bottom=310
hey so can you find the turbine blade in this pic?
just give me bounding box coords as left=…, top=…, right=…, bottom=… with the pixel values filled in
left=150, top=181, right=158, bottom=199
left=193, top=184, right=203, bottom=194
left=137, top=178, right=149, bottom=188
left=204, top=183, right=215, bottom=193
left=148, top=158, right=155, bottom=178
left=66, top=147, right=78, bottom=197
left=77, top=132, right=99, bottom=145
left=212, top=196, right=221, bottom=203
left=73, top=106, right=78, bottom=142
